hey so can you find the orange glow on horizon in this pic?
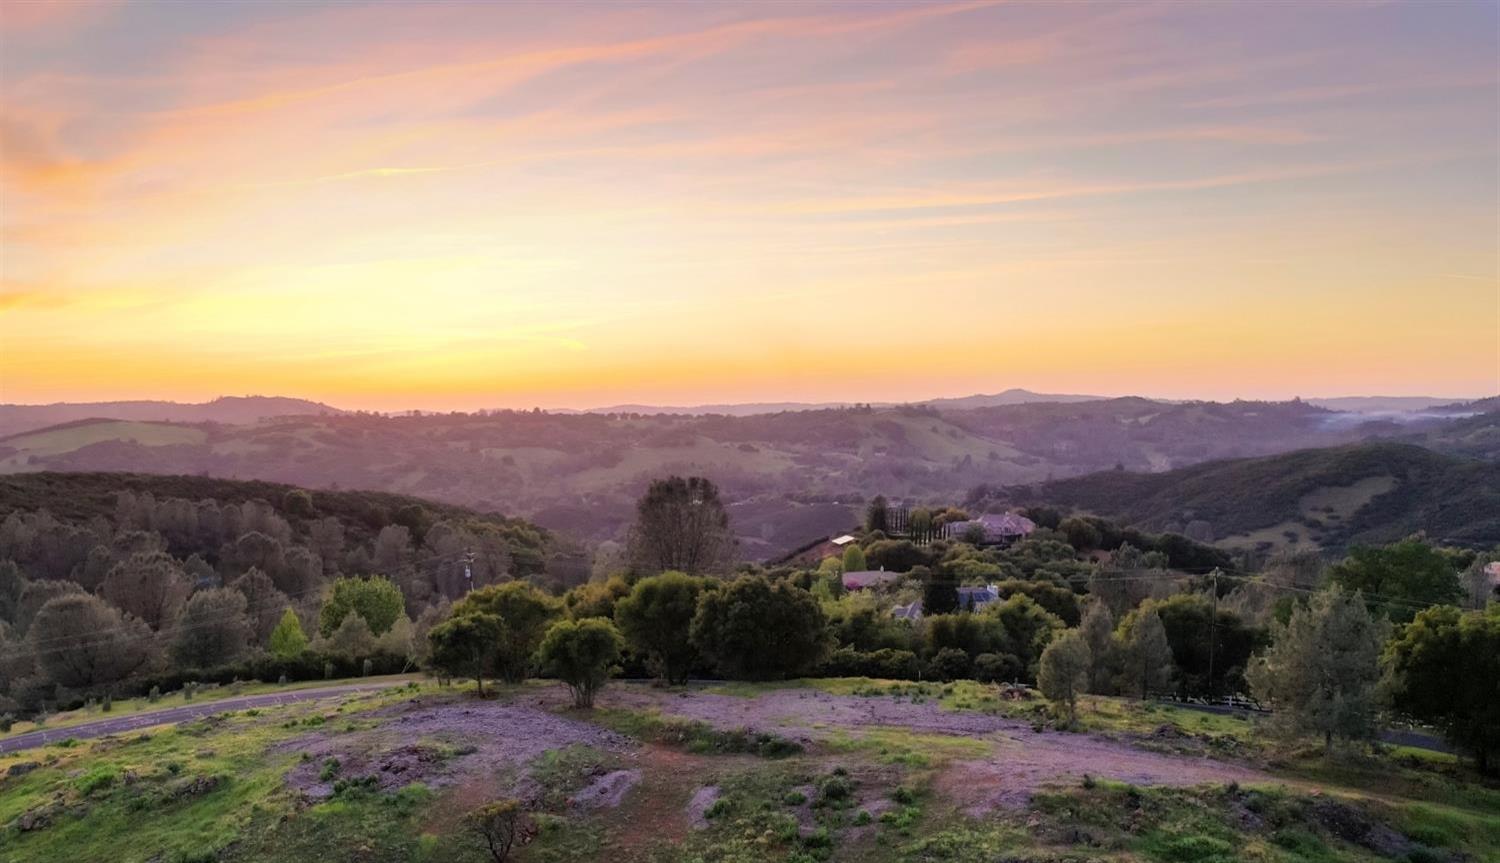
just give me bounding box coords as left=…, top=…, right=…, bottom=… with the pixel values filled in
left=2, top=1, right=1496, bottom=410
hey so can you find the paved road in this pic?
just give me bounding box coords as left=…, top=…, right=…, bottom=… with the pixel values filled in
left=0, top=682, right=406, bottom=755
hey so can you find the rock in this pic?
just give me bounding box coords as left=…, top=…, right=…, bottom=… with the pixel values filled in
left=570, top=769, right=640, bottom=811
left=686, top=785, right=721, bottom=829
left=6, top=761, right=40, bottom=778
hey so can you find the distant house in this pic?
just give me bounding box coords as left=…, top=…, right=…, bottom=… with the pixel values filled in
left=842, top=569, right=902, bottom=591
left=887, top=584, right=1002, bottom=620
left=946, top=512, right=1036, bottom=546
left=891, top=600, right=922, bottom=621
left=956, top=584, right=1000, bottom=611
left=1486, top=561, right=1500, bottom=596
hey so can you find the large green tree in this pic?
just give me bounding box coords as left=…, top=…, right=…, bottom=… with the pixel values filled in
left=613, top=571, right=712, bottom=684
left=1248, top=589, right=1389, bottom=750
left=452, top=581, right=561, bottom=683
left=690, top=576, right=829, bottom=679
left=99, top=551, right=190, bottom=630
left=428, top=612, right=505, bottom=695
left=319, top=576, right=405, bottom=638
left=30, top=594, right=156, bottom=692
left=537, top=618, right=624, bottom=708
left=1328, top=539, right=1463, bottom=623
left=171, top=588, right=254, bottom=669
left=1383, top=604, right=1500, bottom=775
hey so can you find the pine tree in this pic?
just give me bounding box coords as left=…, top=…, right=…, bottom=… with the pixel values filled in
left=1119, top=609, right=1175, bottom=698
left=1079, top=601, right=1115, bottom=694
left=1248, top=588, right=1388, bottom=751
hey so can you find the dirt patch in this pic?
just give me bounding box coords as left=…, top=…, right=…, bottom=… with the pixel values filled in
left=281, top=696, right=633, bottom=801
left=937, top=729, right=1270, bottom=815
left=582, top=685, right=1019, bottom=739
left=571, top=769, right=641, bottom=811
left=685, top=785, right=720, bottom=829
left=1310, top=799, right=1415, bottom=858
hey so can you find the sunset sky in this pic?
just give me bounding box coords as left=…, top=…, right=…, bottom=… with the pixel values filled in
left=2, top=0, right=1496, bottom=411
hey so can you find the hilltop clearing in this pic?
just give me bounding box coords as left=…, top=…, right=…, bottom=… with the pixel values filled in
left=1, top=678, right=1493, bottom=863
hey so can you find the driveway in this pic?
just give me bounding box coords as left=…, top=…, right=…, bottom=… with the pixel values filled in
left=0, top=681, right=406, bottom=755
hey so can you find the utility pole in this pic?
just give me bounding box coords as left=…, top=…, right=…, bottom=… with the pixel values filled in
left=462, top=549, right=476, bottom=595
left=1207, top=568, right=1219, bottom=702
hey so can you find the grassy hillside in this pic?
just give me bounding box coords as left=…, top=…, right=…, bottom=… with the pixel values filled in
left=1009, top=443, right=1500, bottom=552
left=0, top=396, right=341, bottom=438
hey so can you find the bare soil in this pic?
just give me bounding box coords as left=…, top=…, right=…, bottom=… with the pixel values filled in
left=281, top=695, right=633, bottom=801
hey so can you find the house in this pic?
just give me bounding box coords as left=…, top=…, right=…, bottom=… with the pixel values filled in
left=1485, top=562, right=1500, bottom=597
left=946, top=512, right=1036, bottom=546
left=887, top=583, right=1002, bottom=620
left=891, top=600, right=922, bottom=621
left=956, top=584, right=1000, bottom=611
left=842, top=569, right=902, bottom=591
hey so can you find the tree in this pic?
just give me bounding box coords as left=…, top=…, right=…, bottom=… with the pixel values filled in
left=626, top=476, right=736, bottom=575
left=269, top=607, right=310, bottom=659
left=1248, top=589, right=1389, bottom=751
left=986, top=594, right=1065, bottom=680
left=99, top=552, right=190, bottom=630
left=841, top=544, right=867, bottom=574
left=29, top=594, right=155, bottom=692
left=1078, top=601, right=1116, bottom=694
left=923, top=575, right=959, bottom=616
left=1131, top=594, right=1264, bottom=696
left=1087, top=544, right=1169, bottom=617
left=452, top=581, right=561, bottom=683
left=1038, top=630, right=1091, bottom=725
left=172, top=588, right=253, bottom=669
left=0, top=560, right=27, bottom=624
left=537, top=618, right=623, bottom=708
left=865, top=496, right=889, bottom=533
left=231, top=568, right=290, bottom=643
left=1328, top=539, right=1463, bottom=623
left=319, top=576, right=405, bottom=637
left=323, top=611, right=377, bottom=660
left=613, top=571, right=711, bottom=684
left=690, top=576, right=830, bottom=680
left=1117, top=608, right=1174, bottom=698
left=14, top=579, right=82, bottom=636
left=564, top=576, right=631, bottom=621
left=1383, top=604, right=1500, bottom=775
left=993, top=579, right=1080, bottom=626
left=428, top=612, right=505, bottom=695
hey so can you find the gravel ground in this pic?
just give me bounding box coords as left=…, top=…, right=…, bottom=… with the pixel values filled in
left=584, top=684, right=1273, bottom=811
left=282, top=697, right=634, bottom=801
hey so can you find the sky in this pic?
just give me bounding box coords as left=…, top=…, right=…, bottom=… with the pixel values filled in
left=2, top=0, right=1497, bottom=411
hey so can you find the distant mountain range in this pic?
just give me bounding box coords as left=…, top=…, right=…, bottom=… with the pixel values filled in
left=580, top=388, right=1104, bottom=416
left=0, top=396, right=342, bottom=437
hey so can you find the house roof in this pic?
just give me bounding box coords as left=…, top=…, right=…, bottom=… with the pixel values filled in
left=950, top=512, right=1036, bottom=540
left=842, top=569, right=901, bottom=590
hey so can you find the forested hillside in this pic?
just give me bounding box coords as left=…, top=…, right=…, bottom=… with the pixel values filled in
left=990, top=443, right=1500, bottom=552
left=5, top=397, right=1487, bottom=559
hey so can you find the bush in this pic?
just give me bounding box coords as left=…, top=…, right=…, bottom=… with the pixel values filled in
left=148, top=686, right=161, bottom=703
left=536, top=618, right=624, bottom=709
left=817, top=647, right=922, bottom=680
left=0, top=713, right=12, bottom=732
left=928, top=647, right=971, bottom=681
left=468, top=798, right=534, bottom=862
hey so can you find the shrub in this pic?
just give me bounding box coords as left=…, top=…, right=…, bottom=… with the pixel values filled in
left=469, top=798, right=534, bottom=862
left=148, top=686, right=161, bottom=703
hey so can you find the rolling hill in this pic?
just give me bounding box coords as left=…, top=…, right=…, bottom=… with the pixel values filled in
left=996, top=442, right=1500, bottom=552
left=0, top=399, right=1492, bottom=560
left=0, top=396, right=342, bottom=437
